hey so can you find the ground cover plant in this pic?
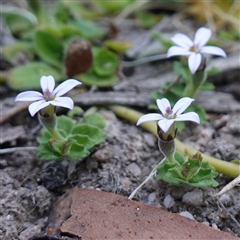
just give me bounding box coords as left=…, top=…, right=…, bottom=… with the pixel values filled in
left=1, top=0, right=240, bottom=239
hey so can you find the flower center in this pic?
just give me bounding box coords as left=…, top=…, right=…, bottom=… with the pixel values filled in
left=189, top=44, right=199, bottom=53
left=165, top=107, right=173, bottom=118
left=44, top=89, right=53, bottom=101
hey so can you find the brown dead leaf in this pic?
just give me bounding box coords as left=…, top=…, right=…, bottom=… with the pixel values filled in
left=49, top=188, right=240, bottom=240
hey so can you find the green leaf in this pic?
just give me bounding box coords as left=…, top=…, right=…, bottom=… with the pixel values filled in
left=81, top=113, right=106, bottom=130
left=37, top=129, right=52, bottom=144
left=207, top=67, right=221, bottom=76
left=174, top=151, right=186, bottom=165
left=135, top=11, right=161, bottom=29
left=37, top=128, right=67, bottom=144
left=93, top=48, right=119, bottom=77
left=104, top=40, right=131, bottom=53
left=68, top=143, right=90, bottom=160
left=169, top=84, right=185, bottom=97
left=77, top=69, right=119, bottom=87
left=173, top=61, right=190, bottom=83
left=156, top=153, right=218, bottom=187
left=8, top=62, right=62, bottom=90
left=62, top=1, right=100, bottom=20
left=2, top=41, right=35, bottom=63
left=37, top=142, right=63, bottom=160
left=187, top=102, right=207, bottom=123
left=34, top=29, right=64, bottom=68
left=93, top=1, right=132, bottom=13
left=200, top=81, right=215, bottom=90
left=67, top=107, right=84, bottom=120
left=71, top=124, right=105, bottom=145
left=57, top=115, right=75, bottom=135
left=69, top=134, right=96, bottom=150
left=27, top=0, right=44, bottom=23
left=72, top=19, right=106, bottom=39
left=2, top=7, right=37, bottom=35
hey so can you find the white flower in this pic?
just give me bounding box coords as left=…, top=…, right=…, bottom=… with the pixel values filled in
left=137, top=97, right=200, bottom=133
left=15, top=75, right=81, bottom=116
left=167, top=27, right=226, bottom=74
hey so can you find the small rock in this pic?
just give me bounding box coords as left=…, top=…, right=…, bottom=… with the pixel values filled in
left=120, top=177, right=132, bottom=191
left=19, top=224, right=42, bottom=240
left=202, top=221, right=210, bottom=226
left=147, top=192, right=156, bottom=204
left=143, top=133, right=156, bottom=148
left=86, top=158, right=98, bottom=170
left=92, top=145, right=112, bottom=163
left=179, top=211, right=195, bottom=220
left=163, top=194, right=175, bottom=209
left=212, top=223, right=219, bottom=230
left=219, top=193, right=233, bottom=207
left=170, top=184, right=194, bottom=200
left=182, top=188, right=203, bottom=206
left=127, top=163, right=141, bottom=176
left=0, top=159, right=7, bottom=168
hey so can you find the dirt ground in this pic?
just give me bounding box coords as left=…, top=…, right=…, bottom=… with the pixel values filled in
left=1, top=104, right=240, bottom=239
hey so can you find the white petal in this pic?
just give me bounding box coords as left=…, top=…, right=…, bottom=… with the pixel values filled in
left=136, top=113, right=164, bottom=126
left=28, top=100, right=49, bottom=116
left=15, top=91, right=43, bottom=102
left=174, top=112, right=200, bottom=124
left=158, top=119, right=175, bottom=133
left=167, top=46, right=191, bottom=58
left=171, top=33, right=193, bottom=48
left=49, top=97, right=74, bottom=109
left=188, top=53, right=202, bottom=74
left=172, top=97, right=195, bottom=115
left=200, top=46, right=226, bottom=57
left=40, top=75, right=55, bottom=93
left=194, top=27, right=211, bottom=48
left=52, top=79, right=81, bottom=97
left=156, top=98, right=171, bottom=115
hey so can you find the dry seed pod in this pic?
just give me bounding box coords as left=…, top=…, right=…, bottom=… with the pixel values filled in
left=65, top=38, right=93, bottom=77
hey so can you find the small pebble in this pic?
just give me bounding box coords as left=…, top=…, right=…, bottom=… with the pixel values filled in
left=219, top=193, right=233, bottom=207
left=182, top=188, right=203, bottom=206
left=170, top=184, right=194, bottom=200
left=127, top=163, right=141, bottom=176
left=202, top=221, right=210, bottom=226
left=179, top=211, right=195, bottom=220
left=86, top=158, right=98, bottom=170
left=92, top=146, right=112, bottom=163
left=120, top=177, right=131, bottom=191
left=147, top=192, right=156, bottom=204
left=163, top=194, right=175, bottom=209
left=212, top=223, right=219, bottom=230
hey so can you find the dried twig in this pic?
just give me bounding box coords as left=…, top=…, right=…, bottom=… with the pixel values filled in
left=218, top=199, right=240, bottom=229
left=213, top=175, right=240, bottom=197
left=0, top=146, right=36, bottom=154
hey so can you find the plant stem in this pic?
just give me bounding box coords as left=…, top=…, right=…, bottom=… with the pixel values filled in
left=108, top=105, right=240, bottom=178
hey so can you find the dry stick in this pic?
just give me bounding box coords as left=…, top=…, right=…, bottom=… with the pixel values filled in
left=128, top=159, right=164, bottom=200
left=218, top=199, right=240, bottom=229
left=213, top=175, right=240, bottom=197
left=0, top=146, right=36, bottom=154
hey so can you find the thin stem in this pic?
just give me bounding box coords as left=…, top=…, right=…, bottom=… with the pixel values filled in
left=48, top=128, right=66, bottom=141
left=128, top=159, right=165, bottom=200
left=108, top=105, right=240, bottom=178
